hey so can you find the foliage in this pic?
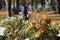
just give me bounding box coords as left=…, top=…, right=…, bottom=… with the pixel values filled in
left=1, top=14, right=59, bottom=40
left=23, top=14, right=59, bottom=40
left=1, top=18, right=25, bottom=40
left=0, top=35, right=7, bottom=40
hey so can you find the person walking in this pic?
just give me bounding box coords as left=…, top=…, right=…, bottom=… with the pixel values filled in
left=40, top=0, right=46, bottom=11
left=21, top=2, right=28, bottom=20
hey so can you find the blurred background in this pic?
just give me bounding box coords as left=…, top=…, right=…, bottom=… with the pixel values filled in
left=0, top=0, right=60, bottom=25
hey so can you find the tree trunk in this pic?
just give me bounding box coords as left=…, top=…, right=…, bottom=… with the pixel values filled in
left=58, top=0, right=60, bottom=14
left=16, top=0, right=19, bottom=14
left=8, top=0, right=12, bottom=17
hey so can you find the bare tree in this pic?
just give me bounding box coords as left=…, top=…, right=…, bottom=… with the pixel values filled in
left=7, top=0, right=12, bottom=17
left=58, top=0, right=60, bottom=14
left=50, top=0, right=58, bottom=12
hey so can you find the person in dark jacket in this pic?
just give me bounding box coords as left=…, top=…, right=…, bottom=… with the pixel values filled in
left=40, top=0, right=46, bottom=11
left=13, top=7, right=19, bottom=14
left=40, top=0, right=45, bottom=5
left=21, top=3, right=28, bottom=20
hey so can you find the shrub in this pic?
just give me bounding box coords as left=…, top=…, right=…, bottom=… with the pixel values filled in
left=1, top=14, right=59, bottom=40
